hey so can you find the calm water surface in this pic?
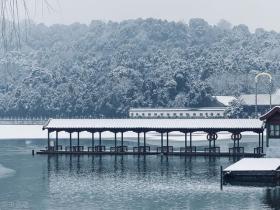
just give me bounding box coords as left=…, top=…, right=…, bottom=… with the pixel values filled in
left=0, top=137, right=280, bottom=210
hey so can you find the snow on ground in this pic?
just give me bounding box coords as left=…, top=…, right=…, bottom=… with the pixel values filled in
left=0, top=124, right=259, bottom=141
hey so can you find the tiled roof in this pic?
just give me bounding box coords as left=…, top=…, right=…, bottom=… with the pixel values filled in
left=43, top=118, right=264, bottom=131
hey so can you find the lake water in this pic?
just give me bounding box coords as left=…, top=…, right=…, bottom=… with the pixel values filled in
left=0, top=137, right=280, bottom=210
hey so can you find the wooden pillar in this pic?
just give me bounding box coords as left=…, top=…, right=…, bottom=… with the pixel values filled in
left=184, top=132, right=187, bottom=148
left=261, top=131, right=264, bottom=152
left=92, top=133, right=94, bottom=148
left=99, top=132, right=101, bottom=146
left=190, top=132, right=192, bottom=147
left=115, top=132, right=117, bottom=148
left=167, top=132, right=169, bottom=153
left=161, top=132, right=163, bottom=153
left=47, top=131, right=50, bottom=150
left=70, top=133, right=72, bottom=151
left=266, top=125, right=269, bottom=147
left=56, top=131, right=58, bottom=151
left=121, top=132, right=124, bottom=152
left=77, top=132, right=80, bottom=146
left=144, top=132, right=146, bottom=153
left=137, top=133, right=140, bottom=148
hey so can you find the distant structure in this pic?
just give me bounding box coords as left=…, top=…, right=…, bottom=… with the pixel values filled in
left=214, top=88, right=280, bottom=116
left=129, top=107, right=226, bottom=118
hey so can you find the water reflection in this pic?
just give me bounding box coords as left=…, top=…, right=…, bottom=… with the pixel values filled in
left=44, top=154, right=280, bottom=210
left=263, top=187, right=280, bottom=210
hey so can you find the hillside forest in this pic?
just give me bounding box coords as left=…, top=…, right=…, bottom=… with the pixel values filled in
left=0, top=18, right=279, bottom=117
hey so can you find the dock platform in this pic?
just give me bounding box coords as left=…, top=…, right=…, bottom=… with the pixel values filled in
left=37, top=150, right=264, bottom=157
left=223, top=158, right=280, bottom=182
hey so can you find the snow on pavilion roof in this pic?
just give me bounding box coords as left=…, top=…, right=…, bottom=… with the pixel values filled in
left=43, top=118, right=264, bottom=131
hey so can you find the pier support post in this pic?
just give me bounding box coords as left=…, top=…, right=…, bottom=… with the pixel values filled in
left=99, top=132, right=101, bottom=146
left=77, top=132, right=80, bottom=147
left=70, top=133, right=72, bottom=151
left=56, top=131, right=58, bottom=151
left=137, top=133, right=140, bottom=149
left=92, top=133, right=94, bottom=149
left=190, top=132, right=192, bottom=147
left=161, top=132, right=163, bottom=153
left=167, top=132, right=169, bottom=153
left=184, top=132, right=187, bottom=148
left=115, top=132, right=117, bottom=149
left=144, top=132, right=146, bottom=153
left=121, top=132, right=124, bottom=152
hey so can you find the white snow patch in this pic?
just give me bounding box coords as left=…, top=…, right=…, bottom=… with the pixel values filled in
left=0, top=164, right=15, bottom=178
left=224, top=158, right=280, bottom=171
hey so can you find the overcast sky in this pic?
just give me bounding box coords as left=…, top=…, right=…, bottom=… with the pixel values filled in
left=25, top=0, right=280, bottom=31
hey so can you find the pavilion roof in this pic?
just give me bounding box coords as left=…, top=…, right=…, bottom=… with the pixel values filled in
left=260, top=106, right=280, bottom=121
left=43, top=118, right=264, bottom=132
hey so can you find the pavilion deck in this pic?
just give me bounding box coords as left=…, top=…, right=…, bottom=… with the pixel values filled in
left=37, top=149, right=264, bottom=157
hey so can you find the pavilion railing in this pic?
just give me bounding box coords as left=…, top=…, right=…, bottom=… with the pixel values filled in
left=229, top=147, right=244, bottom=155
left=204, top=147, right=220, bottom=154
left=157, top=146, right=173, bottom=153
left=133, top=146, right=150, bottom=153
left=110, top=146, right=128, bottom=152
left=94, top=145, right=106, bottom=152
left=179, top=146, right=197, bottom=153
left=254, top=147, right=263, bottom=155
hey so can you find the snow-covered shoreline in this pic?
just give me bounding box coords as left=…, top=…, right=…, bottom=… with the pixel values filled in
left=0, top=124, right=260, bottom=141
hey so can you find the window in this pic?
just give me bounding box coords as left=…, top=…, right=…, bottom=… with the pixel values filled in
left=186, top=113, right=190, bottom=117
left=148, top=113, right=151, bottom=116
left=142, top=113, right=145, bottom=116
left=270, top=124, right=275, bottom=137
left=154, top=113, right=157, bottom=116
left=200, top=113, right=203, bottom=117
left=193, top=113, right=196, bottom=117
left=270, top=124, right=280, bottom=137
left=131, top=113, right=134, bottom=117
left=210, top=113, right=214, bottom=117
left=161, top=113, right=164, bottom=116
left=136, top=113, right=139, bottom=116
left=217, top=113, right=220, bottom=116
left=173, top=113, right=177, bottom=116
left=180, top=113, right=183, bottom=116
left=276, top=125, right=280, bottom=136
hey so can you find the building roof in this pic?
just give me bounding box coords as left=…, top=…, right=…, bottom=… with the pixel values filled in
left=129, top=107, right=226, bottom=112
left=224, top=158, right=280, bottom=171
left=215, top=90, right=280, bottom=106
left=242, top=94, right=280, bottom=106
left=43, top=118, right=264, bottom=132
left=214, top=96, right=235, bottom=106
left=260, top=106, right=280, bottom=121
